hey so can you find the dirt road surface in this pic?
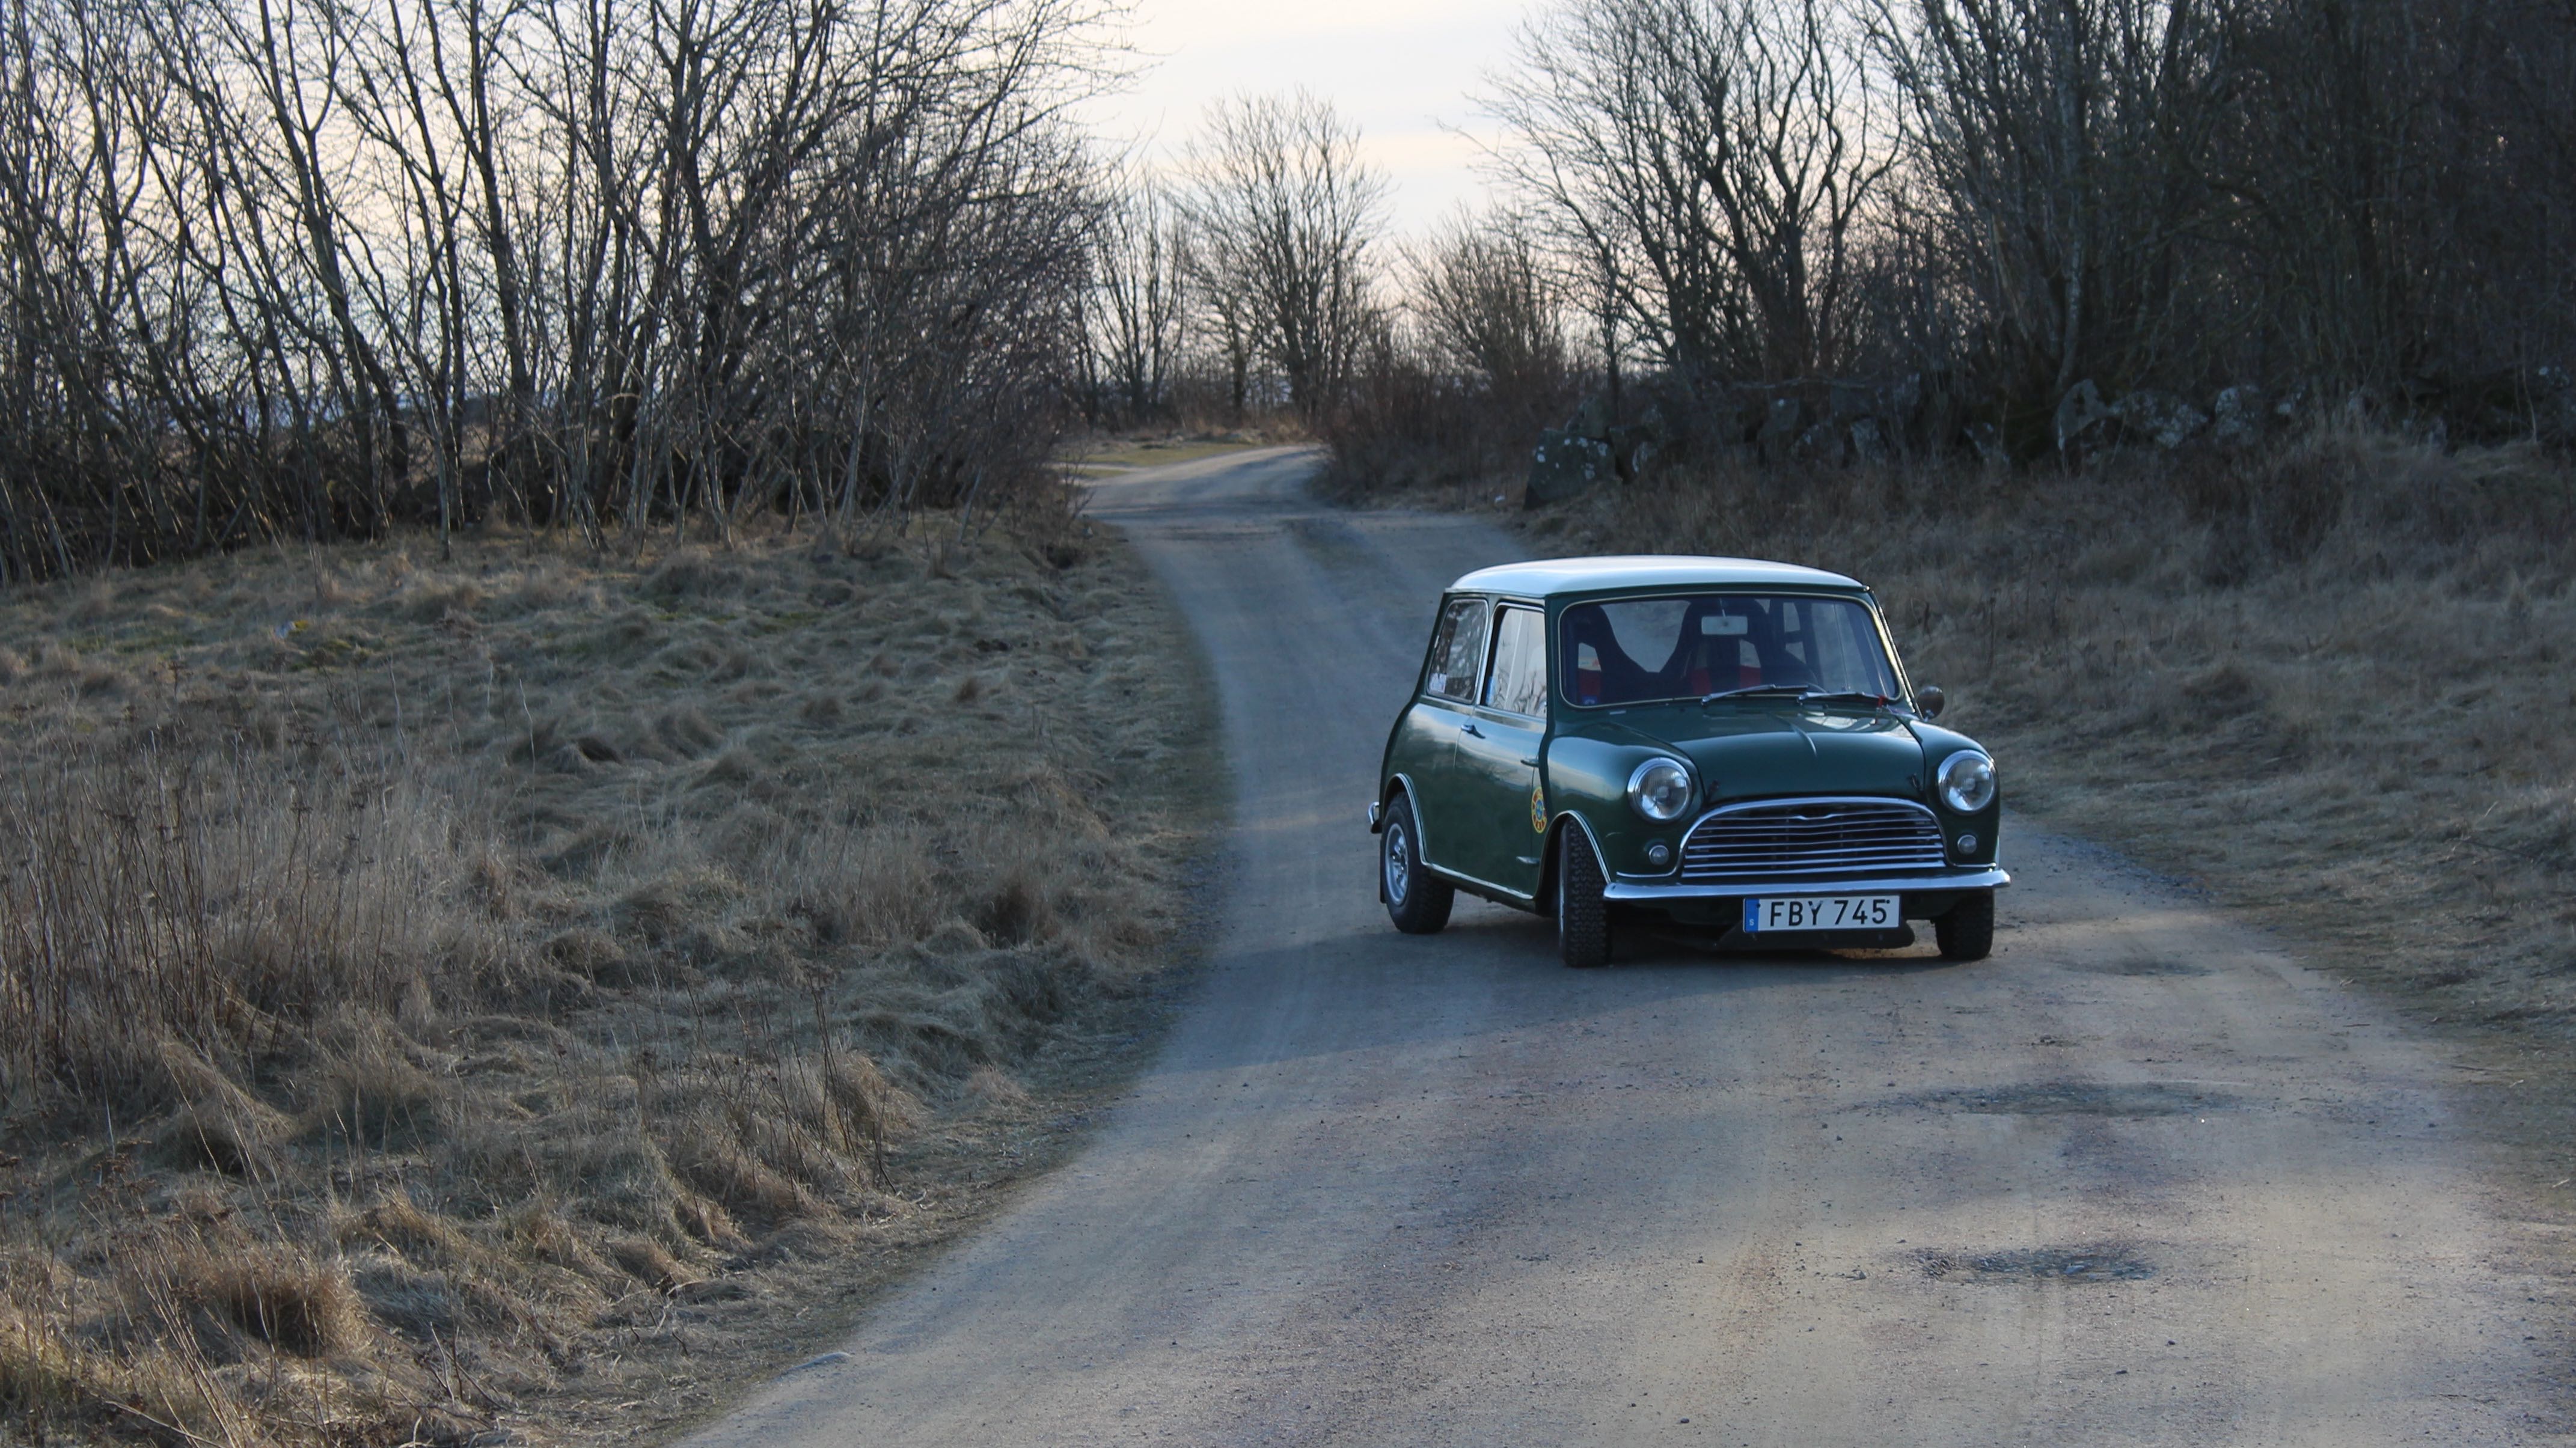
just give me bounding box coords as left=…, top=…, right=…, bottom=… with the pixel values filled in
left=687, top=448, right=2558, bottom=1446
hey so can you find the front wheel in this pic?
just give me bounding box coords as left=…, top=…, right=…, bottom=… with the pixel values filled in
left=1936, top=890, right=1994, bottom=962
left=1382, top=793, right=1454, bottom=935
left=1555, top=827, right=1611, bottom=969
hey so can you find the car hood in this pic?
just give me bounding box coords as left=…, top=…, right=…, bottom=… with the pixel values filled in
left=1585, top=703, right=1928, bottom=803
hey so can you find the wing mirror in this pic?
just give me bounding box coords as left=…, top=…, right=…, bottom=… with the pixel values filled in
left=1912, top=685, right=1945, bottom=720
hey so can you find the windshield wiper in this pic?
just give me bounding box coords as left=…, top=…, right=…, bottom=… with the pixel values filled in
left=1699, top=683, right=1810, bottom=704
left=1699, top=684, right=1891, bottom=709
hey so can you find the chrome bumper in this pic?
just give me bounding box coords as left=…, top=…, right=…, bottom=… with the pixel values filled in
left=1603, top=867, right=2010, bottom=903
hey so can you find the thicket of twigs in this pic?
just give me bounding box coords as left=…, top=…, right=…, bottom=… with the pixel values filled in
left=0, top=0, right=1113, bottom=582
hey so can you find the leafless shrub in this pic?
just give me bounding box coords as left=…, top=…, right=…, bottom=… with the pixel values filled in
left=1179, top=92, right=1389, bottom=424
left=1488, top=0, right=1891, bottom=404
left=1868, top=0, right=2237, bottom=437
left=1080, top=174, right=1193, bottom=430
left=1405, top=212, right=1573, bottom=405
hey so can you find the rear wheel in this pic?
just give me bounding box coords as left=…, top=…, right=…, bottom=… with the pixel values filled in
left=1382, top=792, right=1454, bottom=935
left=1936, top=890, right=1994, bottom=962
left=1556, top=827, right=1611, bottom=969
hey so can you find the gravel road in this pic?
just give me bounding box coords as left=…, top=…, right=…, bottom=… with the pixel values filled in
left=687, top=447, right=2555, bottom=1446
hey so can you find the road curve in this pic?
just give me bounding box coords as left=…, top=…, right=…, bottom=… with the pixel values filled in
left=688, top=448, right=2552, bottom=1446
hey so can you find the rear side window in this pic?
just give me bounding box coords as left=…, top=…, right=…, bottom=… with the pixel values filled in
left=1484, top=607, right=1549, bottom=717
left=1424, top=597, right=1488, bottom=703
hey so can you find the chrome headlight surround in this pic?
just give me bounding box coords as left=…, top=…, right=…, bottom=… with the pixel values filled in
left=1627, top=757, right=1693, bottom=822
left=1937, top=751, right=1997, bottom=813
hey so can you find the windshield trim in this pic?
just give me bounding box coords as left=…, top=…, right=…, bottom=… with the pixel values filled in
left=1554, top=588, right=1912, bottom=713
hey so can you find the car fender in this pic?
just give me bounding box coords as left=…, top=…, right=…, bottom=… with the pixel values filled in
left=1378, top=771, right=1426, bottom=843
left=1535, top=810, right=1609, bottom=918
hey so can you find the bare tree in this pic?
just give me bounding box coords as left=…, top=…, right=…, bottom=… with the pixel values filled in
left=1179, top=91, right=1387, bottom=422
left=1404, top=210, right=1569, bottom=407
left=1487, top=0, right=1892, bottom=403
left=1872, top=0, right=2241, bottom=427
left=1086, top=171, right=1189, bottom=427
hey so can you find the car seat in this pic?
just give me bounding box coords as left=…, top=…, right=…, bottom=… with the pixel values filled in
left=1561, top=606, right=1634, bottom=706
left=1677, top=599, right=1764, bottom=695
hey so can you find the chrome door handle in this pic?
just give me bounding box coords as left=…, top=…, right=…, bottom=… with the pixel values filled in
left=1458, top=721, right=1484, bottom=738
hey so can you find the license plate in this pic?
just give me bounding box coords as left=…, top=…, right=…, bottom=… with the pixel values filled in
left=1743, top=894, right=1899, bottom=933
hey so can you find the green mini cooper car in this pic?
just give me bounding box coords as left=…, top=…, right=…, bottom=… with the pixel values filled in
left=1370, top=556, right=2005, bottom=968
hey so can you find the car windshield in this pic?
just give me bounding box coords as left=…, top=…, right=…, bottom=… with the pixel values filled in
left=1559, top=593, right=1901, bottom=708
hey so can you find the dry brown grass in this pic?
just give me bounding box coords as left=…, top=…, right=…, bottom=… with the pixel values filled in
left=1520, top=427, right=2576, bottom=1188
left=0, top=506, right=1214, bottom=1444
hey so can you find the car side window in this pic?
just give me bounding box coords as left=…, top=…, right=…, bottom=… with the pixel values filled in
left=1483, top=606, right=1549, bottom=718
left=1424, top=597, right=1488, bottom=703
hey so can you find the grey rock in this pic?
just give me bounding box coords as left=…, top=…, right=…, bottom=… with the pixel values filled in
left=2210, top=386, right=2268, bottom=449
left=1606, top=425, right=1659, bottom=479
left=1796, top=421, right=1848, bottom=466
left=2116, top=389, right=2208, bottom=449
left=2054, top=379, right=2114, bottom=455
left=1525, top=429, right=1612, bottom=507
left=1966, top=421, right=2006, bottom=464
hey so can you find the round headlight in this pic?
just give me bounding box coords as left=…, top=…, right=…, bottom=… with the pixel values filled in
left=1628, top=758, right=1693, bottom=822
left=1938, top=751, right=1996, bottom=813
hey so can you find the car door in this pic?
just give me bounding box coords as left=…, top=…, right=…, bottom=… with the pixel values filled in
left=1452, top=602, right=1550, bottom=899
left=1400, top=594, right=1490, bottom=878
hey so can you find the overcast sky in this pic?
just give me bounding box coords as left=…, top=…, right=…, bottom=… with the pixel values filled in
left=1080, top=0, right=1534, bottom=234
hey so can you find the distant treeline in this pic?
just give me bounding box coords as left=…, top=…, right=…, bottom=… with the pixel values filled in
left=0, top=0, right=1106, bottom=581
left=13, top=0, right=2574, bottom=582
left=1093, top=0, right=2576, bottom=480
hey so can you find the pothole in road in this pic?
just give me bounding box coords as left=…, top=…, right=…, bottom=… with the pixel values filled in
left=1922, top=1245, right=2156, bottom=1283
left=1906, top=1081, right=2236, bottom=1116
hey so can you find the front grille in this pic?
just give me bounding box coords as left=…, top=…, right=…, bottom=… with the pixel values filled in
left=1678, top=798, right=1945, bottom=884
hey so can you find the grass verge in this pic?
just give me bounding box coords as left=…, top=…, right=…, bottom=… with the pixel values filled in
left=0, top=506, right=1219, bottom=1445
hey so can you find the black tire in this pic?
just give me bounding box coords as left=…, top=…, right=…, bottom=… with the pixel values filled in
left=1936, top=890, right=1994, bottom=962
left=1555, top=826, right=1611, bottom=969
left=1382, top=792, right=1454, bottom=935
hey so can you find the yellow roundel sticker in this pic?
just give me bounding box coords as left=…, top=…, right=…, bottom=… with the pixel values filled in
left=1530, top=779, right=1547, bottom=833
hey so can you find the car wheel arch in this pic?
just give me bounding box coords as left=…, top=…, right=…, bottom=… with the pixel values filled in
left=1378, top=773, right=1424, bottom=837
left=1538, top=811, right=1608, bottom=918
